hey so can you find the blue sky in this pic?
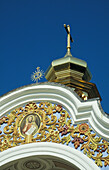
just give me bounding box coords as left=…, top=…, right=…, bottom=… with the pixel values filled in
left=0, top=0, right=109, bottom=114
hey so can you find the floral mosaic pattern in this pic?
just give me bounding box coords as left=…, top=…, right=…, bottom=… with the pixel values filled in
left=0, top=102, right=109, bottom=168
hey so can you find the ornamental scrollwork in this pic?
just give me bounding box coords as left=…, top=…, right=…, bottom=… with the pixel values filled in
left=0, top=102, right=109, bottom=168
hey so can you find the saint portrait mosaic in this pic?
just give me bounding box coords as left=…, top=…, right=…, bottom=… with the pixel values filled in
left=20, top=113, right=41, bottom=137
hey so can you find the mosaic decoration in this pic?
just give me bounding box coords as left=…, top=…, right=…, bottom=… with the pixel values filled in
left=0, top=102, right=109, bottom=168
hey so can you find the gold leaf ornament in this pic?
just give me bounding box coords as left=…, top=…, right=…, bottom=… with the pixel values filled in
left=31, top=67, right=44, bottom=83
left=95, top=159, right=103, bottom=167
left=0, top=102, right=109, bottom=168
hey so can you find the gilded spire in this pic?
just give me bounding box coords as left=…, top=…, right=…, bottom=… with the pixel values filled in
left=45, top=25, right=101, bottom=101
left=64, top=24, right=73, bottom=54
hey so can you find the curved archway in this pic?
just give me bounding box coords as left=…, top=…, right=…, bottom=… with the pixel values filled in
left=0, top=142, right=99, bottom=170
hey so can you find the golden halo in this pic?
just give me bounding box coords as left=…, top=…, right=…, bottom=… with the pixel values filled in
left=31, top=67, right=44, bottom=83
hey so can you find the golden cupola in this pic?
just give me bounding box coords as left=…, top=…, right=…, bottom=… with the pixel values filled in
left=45, top=24, right=101, bottom=101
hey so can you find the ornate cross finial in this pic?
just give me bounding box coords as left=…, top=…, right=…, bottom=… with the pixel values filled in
left=31, top=67, right=44, bottom=83
left=64, top=24, right=73, bottom=53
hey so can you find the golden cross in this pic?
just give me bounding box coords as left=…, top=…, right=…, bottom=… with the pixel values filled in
left=64, top=24, right=73, bottom=53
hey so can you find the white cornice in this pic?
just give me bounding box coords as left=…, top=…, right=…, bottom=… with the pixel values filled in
left=0, top=83, right=109, bottom=140
left=0, top=142, right=100, bottom=170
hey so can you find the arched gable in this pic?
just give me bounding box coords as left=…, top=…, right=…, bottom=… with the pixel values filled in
left=0, top=83, right=109, bottom=169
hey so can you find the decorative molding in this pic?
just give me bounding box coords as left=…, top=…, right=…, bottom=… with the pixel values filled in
left=0, top=83, right=109, bottom=140
left=0, top=142, right=100, bottom=170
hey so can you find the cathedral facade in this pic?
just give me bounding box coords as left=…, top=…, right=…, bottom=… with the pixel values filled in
left=0, top=25, right=109, bottom=170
